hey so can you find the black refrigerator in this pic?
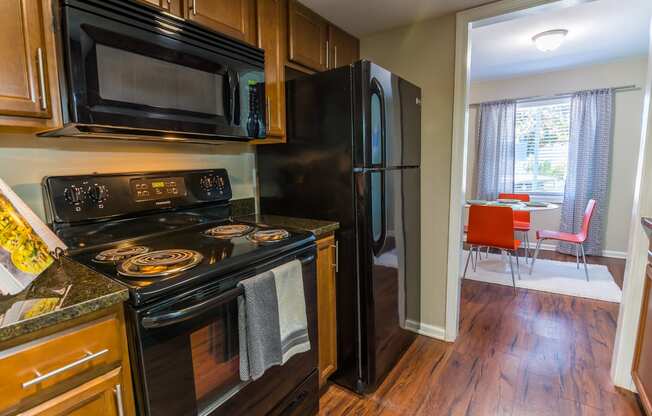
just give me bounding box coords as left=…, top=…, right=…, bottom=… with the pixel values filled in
left=257, top=61, right=420, bottom=393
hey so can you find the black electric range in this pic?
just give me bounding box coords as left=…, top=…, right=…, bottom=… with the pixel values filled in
left=42, top=169, right=319, bottom=416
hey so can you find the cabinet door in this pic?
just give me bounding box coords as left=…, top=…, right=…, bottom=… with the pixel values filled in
left=328, top=26, right=359, bottom=69
left=633, top=265, right=652, bottom=415
left=0, top=0, right=50, bottom=119
left=186, top=0, right=256, bottom=44
left=256, top=0, right=286, bottom=141
left=317, top=235, right=337, bottom=388
left=139, top=0, right=182, bottom=17
left=18, top=368, right=130, bottom=416
left=288, top=0, right=328, bottom=72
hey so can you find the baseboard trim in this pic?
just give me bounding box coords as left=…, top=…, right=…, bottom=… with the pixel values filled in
left=535, top=243, right=627, bottom=260
left=405, top=319, right=447, bottom=340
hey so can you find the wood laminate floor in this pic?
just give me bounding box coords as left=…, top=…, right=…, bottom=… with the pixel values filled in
left=319, top=252, right=641, bottom=415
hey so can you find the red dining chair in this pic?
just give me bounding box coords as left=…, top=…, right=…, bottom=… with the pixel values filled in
left=463, top=205, right=522, bottom=291
left=499, top=193, right=531, bottom=263
left=529, top=199, right=597, bottom=281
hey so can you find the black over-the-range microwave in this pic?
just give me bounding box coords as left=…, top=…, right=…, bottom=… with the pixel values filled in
left=39, top=0, right=267, bottom=144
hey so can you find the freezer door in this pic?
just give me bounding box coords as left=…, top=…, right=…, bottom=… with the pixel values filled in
left=354, top=166, right=420, bottom=392
left=354, top=61, right=421, bottom=169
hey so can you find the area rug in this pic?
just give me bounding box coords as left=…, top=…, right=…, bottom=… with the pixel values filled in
left=462, top=251, right=621, bottom=303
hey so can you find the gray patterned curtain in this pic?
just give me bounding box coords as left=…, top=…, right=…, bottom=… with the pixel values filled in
left=558, top=88, right=613, bottom=255
left=476, top=100, right=517, bottom=200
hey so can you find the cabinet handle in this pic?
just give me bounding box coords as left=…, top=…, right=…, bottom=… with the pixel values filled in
left=36, top=48, right=47, bottom=110
left=114, top=383, right=125, bottom=416
left=331, top=241, right=339, bottom=273
left=266, top=96, right=271, bottom=131
left=191, top=0, right=196, bottom=15
left=326, top=40, right=330, bottom=69
left=21, top=349, right=109, bottom=389
left=334, top=45, right=338, bottom=68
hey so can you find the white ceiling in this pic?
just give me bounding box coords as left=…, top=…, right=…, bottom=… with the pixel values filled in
left=470, top=0, right=652, bottom=80
left=298, top=0, right=494, bottom=37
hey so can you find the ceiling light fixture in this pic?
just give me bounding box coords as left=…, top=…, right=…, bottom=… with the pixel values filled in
left=532, top=29, right=568, bottom=52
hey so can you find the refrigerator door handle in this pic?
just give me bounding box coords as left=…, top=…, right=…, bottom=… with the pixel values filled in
left=370, top=170, right=387, bottom=253
left=369, top=78, right=387, bottom=169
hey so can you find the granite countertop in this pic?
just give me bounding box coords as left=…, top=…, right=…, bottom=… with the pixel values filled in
left=0, top=257, right=128, bottom=343
left=236, top=214, right=340, bottom=238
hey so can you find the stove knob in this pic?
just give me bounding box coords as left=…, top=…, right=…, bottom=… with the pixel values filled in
left=88, top=184, right=108, bottom=203
left=200, top=175, right=215, bottom=191
left=64, top=185, right=84, bottom=204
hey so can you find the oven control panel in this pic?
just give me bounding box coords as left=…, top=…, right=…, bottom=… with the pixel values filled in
left=130, top=177, right=187, bottom=202
left=43, top=169, right=232, bottom=224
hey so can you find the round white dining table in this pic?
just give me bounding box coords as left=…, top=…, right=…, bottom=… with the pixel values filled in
left=464, top=202, right=560, bottom=212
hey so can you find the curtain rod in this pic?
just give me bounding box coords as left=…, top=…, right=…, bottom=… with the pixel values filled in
left=469, top=84, right=639, bottom=106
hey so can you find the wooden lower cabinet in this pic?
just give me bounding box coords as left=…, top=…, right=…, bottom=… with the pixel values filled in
left=0, top=305, right=135, bottom=416
left=316, top=234, right=337, bottom=388
left=18, top=368, right=127, bottom=416
left=633, top=264, right=652, bottom=415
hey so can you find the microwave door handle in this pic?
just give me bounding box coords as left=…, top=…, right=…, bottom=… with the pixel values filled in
left=142, top=286, right=243, bottom=329
left=223, top=72, right=233, bottom=124
left=232, top=72, right=240, bottom=126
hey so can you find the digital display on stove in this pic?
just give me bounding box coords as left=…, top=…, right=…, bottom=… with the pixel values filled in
left=130, top=176, right=187, bottom=202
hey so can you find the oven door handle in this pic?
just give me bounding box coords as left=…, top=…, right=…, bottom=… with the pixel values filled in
left=140, top=254, right=315, bottom=329
left=141, top=286, right=243, bottom=329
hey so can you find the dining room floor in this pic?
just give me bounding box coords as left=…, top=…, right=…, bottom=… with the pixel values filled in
left=319, top=252, right=642, bottom=415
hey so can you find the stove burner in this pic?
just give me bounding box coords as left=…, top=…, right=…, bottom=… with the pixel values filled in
left=117, top=249, right=203, bottom=278
left=248, top=229, right=290, bottom=244
left=204, top=224, right=254, bottom=239
left=94, top=245, right=151, bottom=263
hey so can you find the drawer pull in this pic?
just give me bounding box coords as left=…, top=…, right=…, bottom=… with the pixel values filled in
left=21, top=348, right=109, bottom=389
left=114, top=383, right=125, bottom=416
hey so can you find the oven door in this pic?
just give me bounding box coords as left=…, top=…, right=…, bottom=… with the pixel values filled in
left=58, top=1, right=266, bottom=140
left=127, top=246, right=317, bottom=416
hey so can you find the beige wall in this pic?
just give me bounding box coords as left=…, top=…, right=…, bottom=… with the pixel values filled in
left=465, top=57, right=648, bottom=255
left=0, top=133, right=256, bottom=220
left=361, top=14, right=457, bottom=330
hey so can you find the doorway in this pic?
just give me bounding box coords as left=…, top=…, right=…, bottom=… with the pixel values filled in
left=447, top=0, right=652, bottom=392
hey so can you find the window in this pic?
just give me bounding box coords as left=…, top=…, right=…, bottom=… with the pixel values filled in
left=514, top=98, right=571, bottom=199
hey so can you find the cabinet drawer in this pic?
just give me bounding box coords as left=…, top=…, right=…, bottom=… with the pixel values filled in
left=17, top=367, right=126, bottom=416
left=0, top=315, right=123, bottom=412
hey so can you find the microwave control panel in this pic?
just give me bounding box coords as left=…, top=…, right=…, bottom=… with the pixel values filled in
left=44, top=169, right=232, bottom=224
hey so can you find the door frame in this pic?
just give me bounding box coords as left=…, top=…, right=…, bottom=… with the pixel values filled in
left=447, top=0, right=652, bottom=391
left=611, top=22, right=652, bottom=391
left=447, top=0, right=576, bottom=342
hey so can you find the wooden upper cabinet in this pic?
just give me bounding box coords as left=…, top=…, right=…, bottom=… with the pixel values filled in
left=0, top=0, right=50, bottom=119
left=186, top=0, right=256, bottom=44
left=256, top=0, right=286, bottom=141
left=328, top=25, right=359, bottom=69
left=139, top=0, right=182, bottom=16
left=288, top=0, right=328, bottom=72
